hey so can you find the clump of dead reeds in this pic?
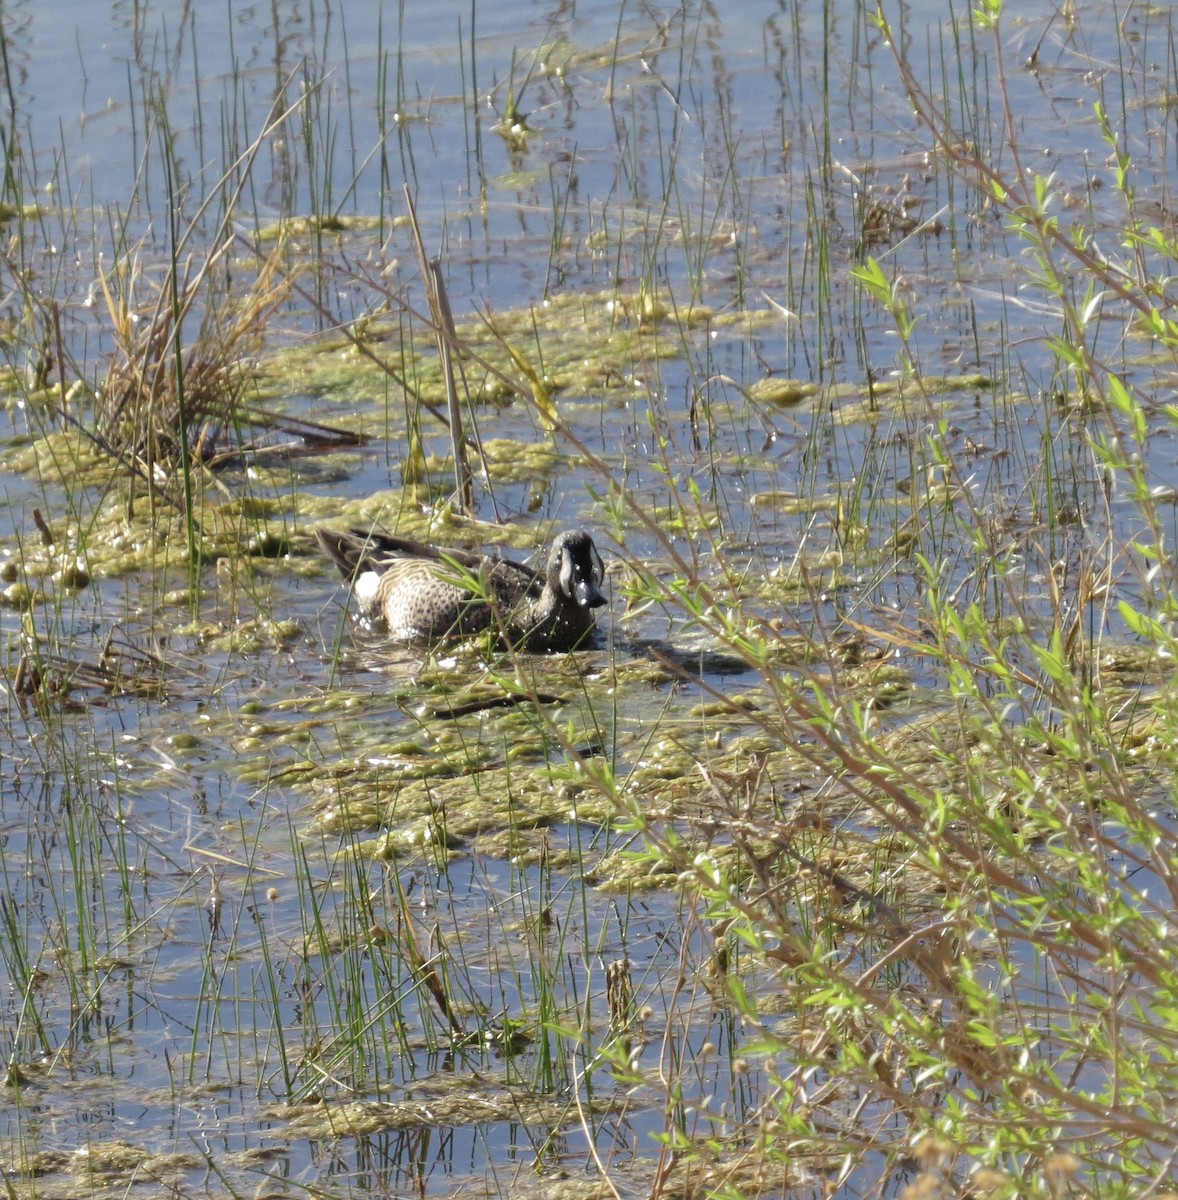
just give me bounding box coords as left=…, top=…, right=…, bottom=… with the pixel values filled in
left=95, top=242, right=292, bottom=473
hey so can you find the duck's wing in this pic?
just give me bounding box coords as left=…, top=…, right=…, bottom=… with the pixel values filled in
left=317, top=527, right=543, bottom=592
left=361, top=532, right=542, bottom=590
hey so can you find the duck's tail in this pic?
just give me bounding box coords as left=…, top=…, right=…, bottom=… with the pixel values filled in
left=314, top=527, right=375, bottom=580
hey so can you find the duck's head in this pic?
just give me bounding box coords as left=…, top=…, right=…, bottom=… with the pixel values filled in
left=549, top=530, right=607, bottom=609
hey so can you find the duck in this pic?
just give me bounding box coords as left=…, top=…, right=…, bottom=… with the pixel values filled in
left=315, top=526, right=607, bottom=651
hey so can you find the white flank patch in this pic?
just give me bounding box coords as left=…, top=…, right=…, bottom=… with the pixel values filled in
left=353, top=571, right=382, bottom=611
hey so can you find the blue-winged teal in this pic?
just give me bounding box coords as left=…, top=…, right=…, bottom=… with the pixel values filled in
left=316, top=526, right=607, bottom=651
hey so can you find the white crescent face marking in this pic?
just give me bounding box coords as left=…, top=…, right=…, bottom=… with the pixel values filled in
left=559, top=548, right=576, bottom=598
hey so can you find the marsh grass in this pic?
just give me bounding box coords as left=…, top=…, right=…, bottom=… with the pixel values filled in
left=94, top=241, right=293, bottom=476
